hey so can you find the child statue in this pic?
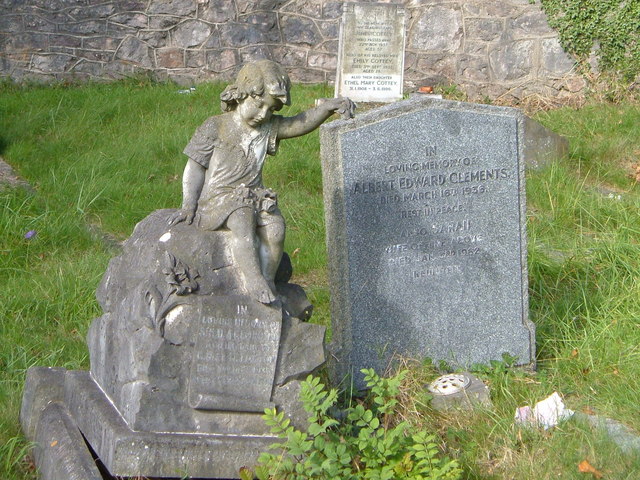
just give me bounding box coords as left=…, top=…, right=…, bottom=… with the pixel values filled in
left=168, top=60, right=355, bottom=304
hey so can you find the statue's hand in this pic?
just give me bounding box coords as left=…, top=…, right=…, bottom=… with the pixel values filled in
left=316, top=97, right=357, bottom=120
left=167, top=208, right=196, bottom=227
left=334, top=97, right=356, bottom=120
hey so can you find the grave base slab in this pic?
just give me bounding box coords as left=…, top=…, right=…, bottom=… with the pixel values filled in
left=21, top=367, right=277, bottom=479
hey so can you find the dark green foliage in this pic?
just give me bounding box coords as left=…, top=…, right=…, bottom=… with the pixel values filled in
left=253, top=370, right=462, bottom=480
left=540, top=0, right=640, bottom=80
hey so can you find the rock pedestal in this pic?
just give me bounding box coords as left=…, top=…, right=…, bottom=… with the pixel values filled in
left=21, top=209, right=326, bottom=479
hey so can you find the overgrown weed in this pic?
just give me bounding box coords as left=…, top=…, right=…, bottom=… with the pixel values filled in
left=0, top=437, right=36, bottom=480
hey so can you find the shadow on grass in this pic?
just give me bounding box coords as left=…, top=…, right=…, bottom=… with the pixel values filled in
left=529, top=254, right=601, bottom=362
left=0, top=135, right=8, bottom=155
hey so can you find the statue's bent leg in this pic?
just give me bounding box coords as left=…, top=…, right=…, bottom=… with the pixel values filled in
left=257, top=215, right=285, bottom=293
left=226, top=207, right=277, bottom=304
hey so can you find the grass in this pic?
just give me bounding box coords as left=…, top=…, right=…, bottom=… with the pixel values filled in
left=1, top=80, right=639, bottom=479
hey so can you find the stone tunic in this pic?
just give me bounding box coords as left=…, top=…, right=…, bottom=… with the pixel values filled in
left=183, top=113, right=282, bottom=230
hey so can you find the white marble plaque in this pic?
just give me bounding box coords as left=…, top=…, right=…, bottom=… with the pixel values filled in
left=335, top=3, right=406, bottom=103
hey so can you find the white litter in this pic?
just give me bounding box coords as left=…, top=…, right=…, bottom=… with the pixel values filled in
left=514, top=392, right=574, bottom=430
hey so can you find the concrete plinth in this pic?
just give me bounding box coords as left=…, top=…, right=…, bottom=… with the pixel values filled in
left=21, top=367, right=278, bottom=479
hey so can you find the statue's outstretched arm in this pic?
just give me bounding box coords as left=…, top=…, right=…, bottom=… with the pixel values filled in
left=277, top=97, right=355, bottom=139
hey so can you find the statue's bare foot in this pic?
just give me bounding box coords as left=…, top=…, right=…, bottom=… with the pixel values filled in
left=259, top=288, right=277, bottom=305
left=256, top=287, right=277, bottom=305
left=246, top=278, right=277, bottom=304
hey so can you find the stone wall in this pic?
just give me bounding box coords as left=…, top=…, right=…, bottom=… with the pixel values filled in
left=0, top=0, right=584, bottom=101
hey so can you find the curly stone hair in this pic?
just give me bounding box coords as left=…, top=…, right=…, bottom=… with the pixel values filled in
left=220, top=60, right=291, bottom=112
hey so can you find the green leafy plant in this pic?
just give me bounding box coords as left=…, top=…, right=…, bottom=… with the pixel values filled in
left=250, top=369, right=462, bottom=480
left=540, top=0, right=640, bottom=80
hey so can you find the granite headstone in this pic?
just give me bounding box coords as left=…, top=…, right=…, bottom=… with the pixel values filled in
left=321, top=96, right=540, bottom=388
left=335, top=2, right=406, bottom=103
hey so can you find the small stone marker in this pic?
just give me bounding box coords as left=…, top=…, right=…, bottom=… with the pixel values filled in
left=321, top=97, right=538, bottom=388
left=428, top=372, right=491, bottom=410
left=335, top=2, right=406, bottom=103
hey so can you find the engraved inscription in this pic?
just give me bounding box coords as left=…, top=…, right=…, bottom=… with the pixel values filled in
left=336, top=3, right=405, bottom=101
left=332, top=107, right=530, bottom=376
left=194, top=316, right=278, bottom=379
left=188, top=302, right=281, bottom=412
left=345, top=17, right=397, bottom=77
left=348, top=142, right=516, bottom=279
left=412, top=265, right=462, bottom=277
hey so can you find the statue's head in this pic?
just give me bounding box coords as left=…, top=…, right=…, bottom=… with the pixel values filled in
left=220, top=60, right=291, bottom=112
